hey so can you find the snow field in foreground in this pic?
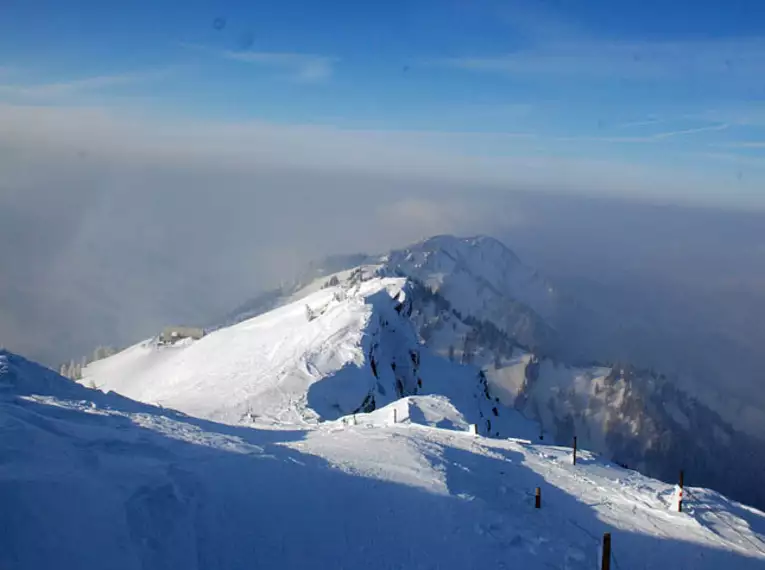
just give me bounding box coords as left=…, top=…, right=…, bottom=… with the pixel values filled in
left=3, top=349, right=765, bottom=570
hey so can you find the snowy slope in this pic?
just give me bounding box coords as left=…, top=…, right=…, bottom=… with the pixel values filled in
left=4, top=348, right=765, bottom=570
left=83, top=270, right=417, bottom=425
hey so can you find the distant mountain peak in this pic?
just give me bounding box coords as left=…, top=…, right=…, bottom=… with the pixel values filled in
left=399, top=234, right=523, bottom=265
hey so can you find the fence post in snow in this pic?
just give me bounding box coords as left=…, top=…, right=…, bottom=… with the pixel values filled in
left=678, top=469, right=684, bottom=513
left=391, top=408, right=397, bottom=424
left=601, top=532, right=611, bottom=570
left=572, top=436, right=577, bottom=465
left=468, top=424, right=478, bottom=435
left=535, top=487, right=541, bottom=509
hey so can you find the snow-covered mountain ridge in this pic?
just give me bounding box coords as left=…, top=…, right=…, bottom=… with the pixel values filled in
left=84, top=272, right=423, bottom=425
left=82, top=267, right=523, bottom=439
left=80, top=235, right=765, bottom=512
left=4, top=348, right=765, bottom=569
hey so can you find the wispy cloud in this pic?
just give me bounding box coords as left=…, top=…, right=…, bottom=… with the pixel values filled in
left=181, top=43, right=337, bottom=82
left=441, top=38, right=765, bottom=83
left=696, top=106, right=765, bottom=127
left=0, top=69, right=170, bottom=100
left=615, top=117, right=665, bottom=129
left=555, top=123, right=729, bottom=144
left=714, top=141, right=765, bottom=149
left=227, top=51, right=336, bottom=82
left=652, top=123, right=730, bottom=139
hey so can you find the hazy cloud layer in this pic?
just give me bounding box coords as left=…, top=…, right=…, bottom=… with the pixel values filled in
left=2, top=103, right=755, bottom=207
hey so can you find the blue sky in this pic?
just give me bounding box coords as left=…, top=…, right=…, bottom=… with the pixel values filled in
left=2, top=0, right=765, bottom=207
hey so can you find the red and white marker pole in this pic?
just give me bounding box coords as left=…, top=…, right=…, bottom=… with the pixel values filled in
left=678, top=469, right=684, bottom=513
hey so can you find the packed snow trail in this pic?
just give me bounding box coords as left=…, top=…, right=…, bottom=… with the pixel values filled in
left=4, top=350, right=765, bottom=570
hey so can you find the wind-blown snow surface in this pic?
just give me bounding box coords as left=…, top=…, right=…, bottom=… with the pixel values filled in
left=3, top=349, right=765, bottom=569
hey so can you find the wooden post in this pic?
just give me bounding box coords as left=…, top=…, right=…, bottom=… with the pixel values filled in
left=535, top=487, right=541, bottom=509
left=601, top=532, right=611, bottom=570
left=678, top=469, right=684, bottom=513
left=392, top=408, right=397, bottom=424
left=573, top=436, right=578, bottom=465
